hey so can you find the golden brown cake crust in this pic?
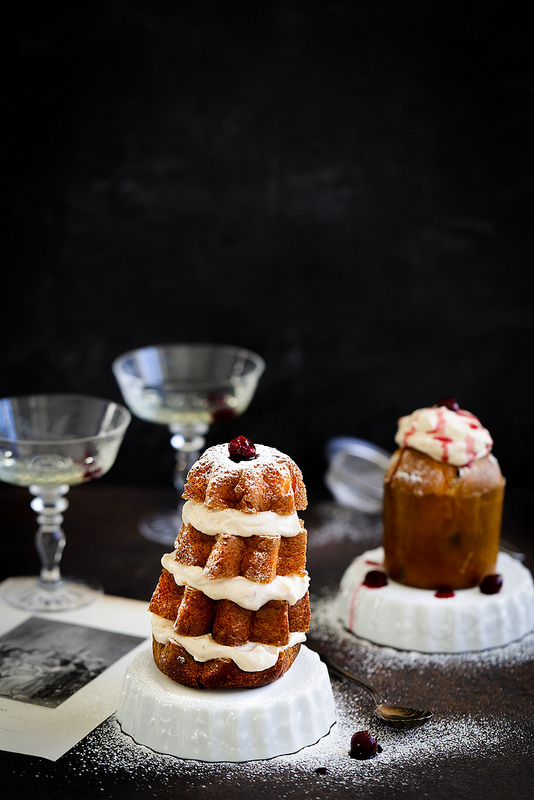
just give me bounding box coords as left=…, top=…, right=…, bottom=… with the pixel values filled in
left=172, top=523, right=308, bottom=582
left=183, top=443, right=307, bottom=513
left=149, top=440, right=309, bottom=690
left=149, top=569, right=310, bottom=645
left=152, top=637, right=302, bottom=689
left=383, top=447, right=505, bottom=589
left=384, top=447, right=505, bottom=497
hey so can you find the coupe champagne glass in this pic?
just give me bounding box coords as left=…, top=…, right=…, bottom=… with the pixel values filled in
left=112, top=343, right=265, bottom=545
left=0, top=394, right=131, bottom=612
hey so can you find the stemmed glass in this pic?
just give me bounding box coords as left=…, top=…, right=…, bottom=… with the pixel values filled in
left=0, top=394, right=131, bottom=612
left=112, top=343, right=265, bottom=545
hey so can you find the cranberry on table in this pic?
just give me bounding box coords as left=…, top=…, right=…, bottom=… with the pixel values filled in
left=228, top=435, right=257, bottom=462
left=480, top=574, right=503, bottom=594
left=349, top=730, right=379, bottom=759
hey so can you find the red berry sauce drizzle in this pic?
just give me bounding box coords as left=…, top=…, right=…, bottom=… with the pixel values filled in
left=399, top=397, right=490, bottom=465
left=429, top=399, right=458, bottom=463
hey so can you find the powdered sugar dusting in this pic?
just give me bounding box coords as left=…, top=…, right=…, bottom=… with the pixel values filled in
left=47, top=589, right=533, bottom=797
left=195, top=443, right=298, bottom=481
left=311, top=591, right=534, bottom=674
left=26, top=498, right=532, bottom=797
left=184, top=442, right=307, bottom=513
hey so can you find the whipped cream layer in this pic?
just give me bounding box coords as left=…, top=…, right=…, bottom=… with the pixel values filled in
left=395, top=405, right=493, bottom=466
left=162, top=552, right=309, bottom=609
left=182, top=499, right=302, bottom=538
left=152, top=615, right=306, bottom=672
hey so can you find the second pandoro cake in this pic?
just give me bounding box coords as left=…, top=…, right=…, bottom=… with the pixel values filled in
left=383, top=398, right=506, bottom=589
left=148, top=435, right=311, bottom=689
left=338, top=399, right=534, bottom=652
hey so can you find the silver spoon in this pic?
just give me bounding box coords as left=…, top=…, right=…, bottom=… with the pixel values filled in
left=322, top=654, right=432, bottom=728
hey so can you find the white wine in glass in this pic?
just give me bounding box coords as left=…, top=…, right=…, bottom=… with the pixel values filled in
left=112, top=343, right=265, bottom=546
left=0, top=393, right=131, bottom=611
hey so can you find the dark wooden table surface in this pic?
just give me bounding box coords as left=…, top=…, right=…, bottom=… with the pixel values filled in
left=1, top=483, right=533, bottom=799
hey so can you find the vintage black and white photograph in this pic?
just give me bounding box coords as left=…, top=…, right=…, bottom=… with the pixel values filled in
left=0, top=617, right=145, bottom=709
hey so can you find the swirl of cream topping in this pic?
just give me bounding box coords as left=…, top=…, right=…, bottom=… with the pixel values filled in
left=395, top=405, right=493, bottom=466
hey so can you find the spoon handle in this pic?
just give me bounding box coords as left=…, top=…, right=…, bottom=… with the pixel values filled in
left=322, top=655, right=386, bottom=707
left=500, top=539, right=525, bottom=561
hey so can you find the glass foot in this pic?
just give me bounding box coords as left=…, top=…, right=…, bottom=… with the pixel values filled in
left=0, top=576, right=103, bottom=612
left=138, top=510, right=182, bottom=546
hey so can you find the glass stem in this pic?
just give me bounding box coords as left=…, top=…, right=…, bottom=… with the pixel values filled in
left=30, top=484, right=70, bottom=588
left=170, top=426, right=207, bottom=504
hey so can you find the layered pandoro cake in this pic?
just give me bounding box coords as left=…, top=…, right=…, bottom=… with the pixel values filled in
left=118, top=436, right=336, bottom=761
left=148, top=435, right=311, bottom=689
left=339, top=400, right=534, bottom=652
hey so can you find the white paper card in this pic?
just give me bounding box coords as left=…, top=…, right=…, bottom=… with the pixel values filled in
left=0, top=590, right=151, bottom=761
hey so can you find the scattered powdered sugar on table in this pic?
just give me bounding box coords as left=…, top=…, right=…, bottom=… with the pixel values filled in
left=311, top=590, right=534, bottom=673
left=60, top=589, right=533, bottom=795
left=32, top=499, right=531, bottom=795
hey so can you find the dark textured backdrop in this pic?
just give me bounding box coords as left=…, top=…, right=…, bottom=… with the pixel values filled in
left=5, top=1, right=533, bottom=496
